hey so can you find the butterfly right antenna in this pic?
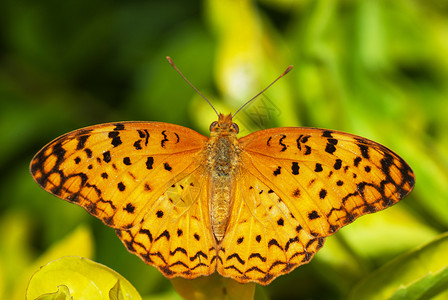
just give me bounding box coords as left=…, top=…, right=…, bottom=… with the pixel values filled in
left=232, top=65, right=293, bottom=118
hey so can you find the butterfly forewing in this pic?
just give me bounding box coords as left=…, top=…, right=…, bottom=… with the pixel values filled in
left=239, top=127, right=415, bottom=238
left=30, top=122, right=208, bottom=230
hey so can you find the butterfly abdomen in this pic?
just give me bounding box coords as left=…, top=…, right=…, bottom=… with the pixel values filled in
left=207, top=134, right=240, bottom=242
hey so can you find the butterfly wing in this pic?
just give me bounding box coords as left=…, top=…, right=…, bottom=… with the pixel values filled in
left=217, top=169, right=325, bottom=285
left=116, top=169, right=218, bottom=279
left=30, top=121, right=217, bottom=278
left=217, top=127, right=414, bottom=284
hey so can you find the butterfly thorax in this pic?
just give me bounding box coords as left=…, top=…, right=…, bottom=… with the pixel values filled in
left=207, top=114, right=241, bottom=242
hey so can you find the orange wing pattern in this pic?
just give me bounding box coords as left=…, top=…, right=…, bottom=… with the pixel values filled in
left=116, top=171, right=218, bottom=279
left=217, top=169, right=324, bottom=284
left=30, top=122, right=218, bottom=278
left=30, top=121, right=415, bottom=285
left=216, top=127, right=414, bottom=284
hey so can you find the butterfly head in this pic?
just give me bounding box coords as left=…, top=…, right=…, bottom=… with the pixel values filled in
left=209, top=114, right=239, bottom=136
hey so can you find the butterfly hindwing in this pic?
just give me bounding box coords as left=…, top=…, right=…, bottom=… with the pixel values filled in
left=116, top=170, right=217, bottom=279
left=217, top=169, right=325, bottom=284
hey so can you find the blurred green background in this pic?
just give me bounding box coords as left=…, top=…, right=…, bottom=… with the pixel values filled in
left=1, top=0, right=448, bottom=299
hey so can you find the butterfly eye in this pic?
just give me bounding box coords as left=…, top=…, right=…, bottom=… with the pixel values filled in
left=232, top=123, right=239, bottom=133
left=209, top=121, right=219, bottom=131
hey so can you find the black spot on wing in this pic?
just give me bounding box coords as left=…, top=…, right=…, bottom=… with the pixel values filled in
left=354, top=156, right=362, bottom=167
left=76, top=135, right=89, bottom=150
left=292, top=188, right=301, bottom=197
left=123, top=157, right=131, bottom=165
left=308, top=211, right=320, bottom=220
left=137, top=129, right=150, bottom=146
left=325, top=143, right=336, bottom=154
left=279, top=135, right=287, bottom=152
left=161, top=131, right=168, bottom=148
left=164, top=162, right=172, bottom=171
left=357, top=142, right=370, bottom=159
left=273, top=166, right=281, bottom=176
left=174, top=132, right=180, bottom=143
left=296, top=135, right=311, bottom=151
left=117, top=182, right=126, bottom=191
left=108, top=131, right=122, bottom=147
left=134, top=140, right=142, bottom=150
left=113, top=123, right=125, bottom=130
left=84, top=148, right=92, bottom=158
left=194, top=233, right=200, bottom=241
left=123, top=203, right=135, bottom=213
left=146, top=157, right=154, bottom=170
left=103, top=151, right=111, bottom=163
left=296, top=136, right=302, bottom=150
left=328, top=138, right=338, bottom=146
left=319, top=189, right=327, bottom=199
left=304, top=145, right=312, bottom=155
left=291, top=162, right=300, bottom=175
left=334, top=159, right=342, bottom=170
left=322, top=130, right=333, bottom=138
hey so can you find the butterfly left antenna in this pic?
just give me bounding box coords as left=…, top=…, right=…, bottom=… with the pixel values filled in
left=166, top=56, right=219, bottom=117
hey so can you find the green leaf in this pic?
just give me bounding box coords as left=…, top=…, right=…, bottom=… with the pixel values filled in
left=26, top=256, right=141, bottom=300
left=35, top=285, right=72, bottom=300
left=109, top=280, right=124, bottom=300
left=348, top=232, right=448, bottom=300
left=9, top=225, right=93, bottom=300
left=390, top=268, right=448, bottom=300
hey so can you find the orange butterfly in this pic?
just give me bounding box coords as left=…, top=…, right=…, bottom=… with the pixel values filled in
left=30, top=58, right=415, bottom=285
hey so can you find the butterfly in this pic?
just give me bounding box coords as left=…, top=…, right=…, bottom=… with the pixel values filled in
left=30, top=57, right=415, bottom=285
